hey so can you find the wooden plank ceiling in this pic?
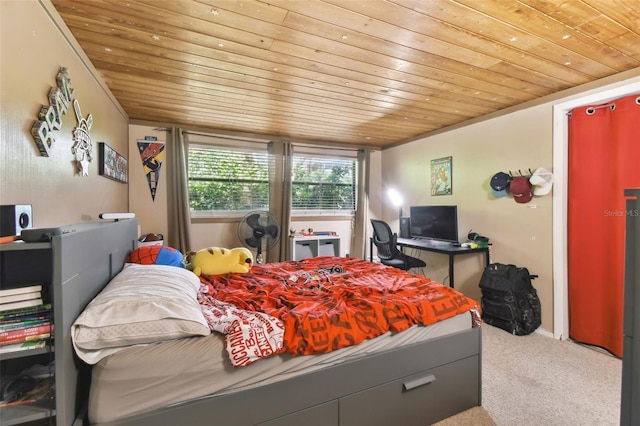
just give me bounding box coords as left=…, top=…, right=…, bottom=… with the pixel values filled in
left=51, top=0, right=640, bottom=148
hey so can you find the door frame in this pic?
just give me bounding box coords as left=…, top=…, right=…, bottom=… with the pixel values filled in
left=552, top=78, right=640, bottom=340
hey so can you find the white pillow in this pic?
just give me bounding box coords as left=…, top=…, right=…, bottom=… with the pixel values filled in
left=72, top=263, right=210, bottom=364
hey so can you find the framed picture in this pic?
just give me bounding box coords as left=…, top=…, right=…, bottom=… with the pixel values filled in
left=98, top=142, right=128, bottom=183
left=430, top=156, right=452, bottom=196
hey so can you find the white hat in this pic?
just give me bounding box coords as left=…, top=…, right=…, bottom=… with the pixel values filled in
left=529, top=167, right=553, bottom=196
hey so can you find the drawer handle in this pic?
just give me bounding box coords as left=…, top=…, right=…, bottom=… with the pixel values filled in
left=402, top=374, right=436, bottom=391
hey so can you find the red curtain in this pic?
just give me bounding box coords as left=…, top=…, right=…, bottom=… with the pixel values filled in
left=568, top=94, right=640, bottom=357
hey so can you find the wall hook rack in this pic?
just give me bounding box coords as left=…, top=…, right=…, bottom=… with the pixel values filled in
left=509, top=169, right=534, bottom=178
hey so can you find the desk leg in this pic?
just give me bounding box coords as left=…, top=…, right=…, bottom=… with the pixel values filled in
left=369, top=237, right=373, bottom=262
left=449, top=254, right=455, bottom=288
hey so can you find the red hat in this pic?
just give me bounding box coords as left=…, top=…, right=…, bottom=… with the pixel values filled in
left=510, top=176, right=533, bottom=204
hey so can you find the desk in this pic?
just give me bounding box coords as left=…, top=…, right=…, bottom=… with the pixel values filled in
left=370, top=237, right=490, bottom=288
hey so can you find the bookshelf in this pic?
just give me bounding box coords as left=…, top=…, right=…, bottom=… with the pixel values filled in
left=0, top=241, right=55, bottom=425
left=290, top=235, right=341, bottom=260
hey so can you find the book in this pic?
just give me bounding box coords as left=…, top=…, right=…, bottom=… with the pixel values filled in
left=0, top=313, right=50, bottom=325
left=0, top=339, right=47, bottom=354
left=0, top=323, right=53, bottom=343
left=0, top=318, right=50, bottom=332
left=0, top=291, right=41, bottom=304
left=0, top=303, right=51, bottom=320
left=0, top=298, right=43, bottom=313
left=0, top=285, right=42, bottom=297
left=0, top=332, right=51, bottom=346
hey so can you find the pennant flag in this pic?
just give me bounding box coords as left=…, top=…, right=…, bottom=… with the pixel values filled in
left=137, top=141, right=165, bottom=201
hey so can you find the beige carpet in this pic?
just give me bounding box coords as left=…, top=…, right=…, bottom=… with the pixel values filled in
left=433, top=323, right=620, bottom=426
left=481, top=324, right=620, bottom=425
left=432, top=406, right=496, bottom=426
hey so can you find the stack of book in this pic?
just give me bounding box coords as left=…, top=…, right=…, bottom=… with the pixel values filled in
left=0, top=284, right=43, bottom=311
left=0, top=285, right=52, bottom=354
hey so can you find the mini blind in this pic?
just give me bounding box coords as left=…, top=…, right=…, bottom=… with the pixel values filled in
left=291, top=153, right=356, bottom=214
left=188, top=144, right=269, bottom=213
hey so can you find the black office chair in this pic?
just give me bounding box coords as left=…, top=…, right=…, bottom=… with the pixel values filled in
left=370, top=219, right=426, bottom=272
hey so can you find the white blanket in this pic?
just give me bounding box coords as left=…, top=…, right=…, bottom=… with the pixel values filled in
left=198, top=287, right=285, bottom=367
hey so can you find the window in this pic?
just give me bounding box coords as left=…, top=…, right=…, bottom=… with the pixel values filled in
left=187, top=140, right=357, bottom=216
left=188, top=144, right=269, bottom=215
left=292, top=153, right=356, bottom=215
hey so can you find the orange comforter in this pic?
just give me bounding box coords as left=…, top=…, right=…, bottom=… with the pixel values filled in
left=199, top=256, right=477, bottom=357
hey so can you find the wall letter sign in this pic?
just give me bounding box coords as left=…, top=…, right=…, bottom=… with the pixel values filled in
left=31, top=67, right=74, bottom=156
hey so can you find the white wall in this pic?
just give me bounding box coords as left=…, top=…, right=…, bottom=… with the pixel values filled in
left=382, top=104, right=552, bottom=305
left=0, top=0, right=129, bottom=228
left=191, top=216, right=355, bottom=256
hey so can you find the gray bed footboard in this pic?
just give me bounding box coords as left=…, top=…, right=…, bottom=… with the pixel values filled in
left=94, top=327, right=481, bottom=426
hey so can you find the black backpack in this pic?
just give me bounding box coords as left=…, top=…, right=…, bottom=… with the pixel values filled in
left=479, top=263, right=541, bottom=335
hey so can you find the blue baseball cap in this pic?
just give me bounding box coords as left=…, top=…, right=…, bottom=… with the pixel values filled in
left=490, top=172, right=511, bottom=198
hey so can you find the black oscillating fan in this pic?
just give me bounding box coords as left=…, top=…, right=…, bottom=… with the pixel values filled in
left=237, top=211, right=280, bottom=264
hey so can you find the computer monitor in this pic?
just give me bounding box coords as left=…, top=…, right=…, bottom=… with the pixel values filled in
left=409, top=205, right=459, bottom=243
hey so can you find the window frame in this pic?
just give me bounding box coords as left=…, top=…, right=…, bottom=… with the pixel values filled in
left=186, top=138, right=358, bottom=219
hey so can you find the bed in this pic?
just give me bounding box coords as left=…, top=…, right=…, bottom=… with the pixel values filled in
left=58, top=219, right=482, bottom=426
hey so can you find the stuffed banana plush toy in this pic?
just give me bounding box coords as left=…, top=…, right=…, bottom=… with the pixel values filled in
left=185, top=247, right=253, bottom=276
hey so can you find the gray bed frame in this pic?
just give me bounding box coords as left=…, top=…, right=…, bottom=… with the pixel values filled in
left=56, top=219, right=481, bottom=426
